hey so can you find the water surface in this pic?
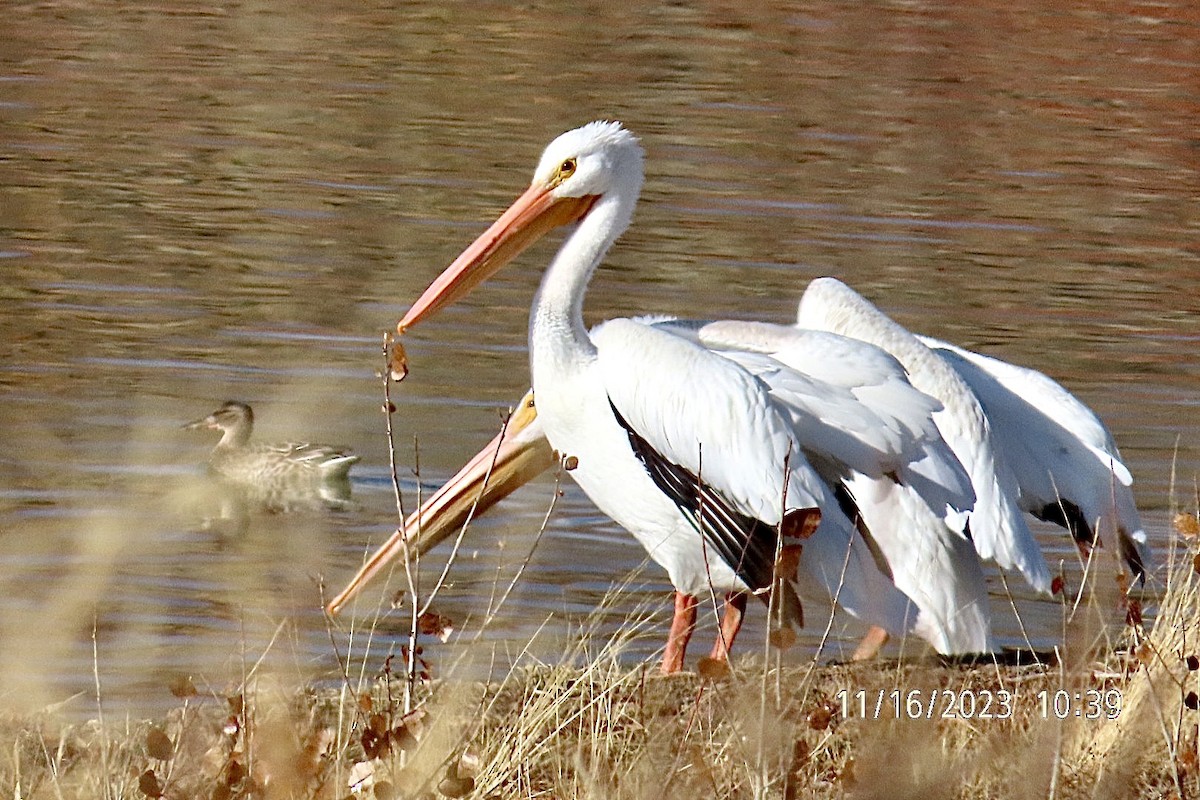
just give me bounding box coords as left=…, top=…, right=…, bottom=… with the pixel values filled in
left=1, top=0, right=1197, bottom=715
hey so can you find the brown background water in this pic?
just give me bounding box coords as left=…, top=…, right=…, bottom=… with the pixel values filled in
left=1, top=1, right=1197, bottom=715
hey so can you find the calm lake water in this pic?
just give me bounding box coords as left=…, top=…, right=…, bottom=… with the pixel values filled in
left=1, top=1, right=1197, bottom=716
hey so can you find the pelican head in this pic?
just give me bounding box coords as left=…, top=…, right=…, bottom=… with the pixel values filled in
left=532, top=121, right=643, bottom=201
left=398, top=122, right=644, bottom=333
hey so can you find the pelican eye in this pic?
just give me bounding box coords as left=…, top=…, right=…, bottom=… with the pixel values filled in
left=557, top=158, right=577, bottom=181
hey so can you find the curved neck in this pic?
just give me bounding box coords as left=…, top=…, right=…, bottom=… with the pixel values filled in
left=529, top=192, right=635, bottom=384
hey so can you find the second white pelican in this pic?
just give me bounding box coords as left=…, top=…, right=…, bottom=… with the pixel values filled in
left=797, top=278, right=1148, bottom=586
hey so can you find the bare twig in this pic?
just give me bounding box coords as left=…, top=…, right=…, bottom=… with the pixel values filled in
left=812, top=523, right=855, bottom=665
left=695, top=443, right=724, bottom=655
left=759, top=449, right=792, bottom=796
left=484, top=459, right=563, bottom=627
left=998, top=570, right=1039, bottom=662
left=401, top=435, right=422, bottom=715
left=91, top=610, right=112, bottom=800
left=420, top=408, right=516, bottom=618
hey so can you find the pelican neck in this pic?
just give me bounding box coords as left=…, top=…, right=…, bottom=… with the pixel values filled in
left=528, top=191, right=634, bottom=384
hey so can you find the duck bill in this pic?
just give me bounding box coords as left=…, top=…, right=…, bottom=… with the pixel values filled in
left=398, top=184, right=599, bottom=333
left=182, top=414, right=216, bottom=431
left=325, top=395, right=556, bottom=616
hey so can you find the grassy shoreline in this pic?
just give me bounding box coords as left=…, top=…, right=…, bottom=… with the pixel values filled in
left=4, top=576, right=1195, bottom=800
left=1, top=650, right=1188, bottom=799
left=6, top=511, right=1195, bottom=799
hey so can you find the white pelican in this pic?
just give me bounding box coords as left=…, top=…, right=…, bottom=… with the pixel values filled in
left=797, top=278, right=1148, bottom=587
left=329, top=317, right=997, bottom=660
left=374, top=122, right=993, bottom=671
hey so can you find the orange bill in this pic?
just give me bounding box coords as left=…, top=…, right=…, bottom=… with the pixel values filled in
left=398, top=184, right=598, bottom=334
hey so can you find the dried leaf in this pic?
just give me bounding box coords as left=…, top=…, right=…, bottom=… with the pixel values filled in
left=697, top=657, right=731, bottom=681
left=390, top=339, right=409, bottom=382
left=1115, top=571, right=1130, bottom=593
left=138, top=770, right=163, bottom=798
left=357, top=692, right=373, bottom=713
left=1175, top=513, right=1200, bottom=538
left=782, top=507, right=821, bottom=539
left=145, top=726, right=173, bottom=761
left=418, top=611, right=455, bottom=642
left=391, top=726, right=418, bottom=753
left=168, top=674, right=197, bottom=699
left=297, top=726, right=335, bottom=779
left=562, top=455, right=579, bottom=471
left=362, top=727, right=387, bottom=760
left=1137, top=643, right=1153, bottom=666
left=347, top=759, right=375, bottom=792
left=808, top=702, right=835, bottom=731
left=769, top=626, right=798, bottom=651
left=1051, top=575, right=1065, bottom=596
left=1126, top=598, right=1143, bottom=627
left=226, top=758, right=245, bottom=787
left=1187, top=655, right=1198, bottom=671
left=438, top=775, right=475, bottom=798
left=396, top=707, right=429, bottom=741
left=1186, top=691, right=1199, bottom=711
left=458, top=747, right=482, bottom=778
left=775, top=545, right=804, bottom=582
left=1180, top=747, right=1199, bottom=774
left=227, top=694, right=244, bottom=715
left=791, top=737, right=810, bottom=769
left=1193, top=553, right=1200, bottom=576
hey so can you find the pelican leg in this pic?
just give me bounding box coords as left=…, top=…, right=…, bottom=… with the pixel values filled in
left=851, top=625, right=889, bottom=661
left=709, top=591, right=749, bottom=662
left=662, top=591, right=699, bottom=675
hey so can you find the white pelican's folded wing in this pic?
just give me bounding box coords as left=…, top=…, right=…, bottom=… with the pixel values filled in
left=799, top=277, right=1053, bottom=593
left=920, top=336, right=1147, bottom=580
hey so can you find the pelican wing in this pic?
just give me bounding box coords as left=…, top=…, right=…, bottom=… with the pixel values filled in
left=670, top=318, right=975, bottom=516
left=798, top=277, right=1052, bottom=593
left=920, top=336, right=1147, bottom=579
left=919, top=337, right=1132, bottom=483
left=593, top=318, right=822, bottom=530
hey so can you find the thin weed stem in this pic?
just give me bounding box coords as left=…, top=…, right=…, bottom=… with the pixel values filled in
left=91, top=610, right=112, bottom=800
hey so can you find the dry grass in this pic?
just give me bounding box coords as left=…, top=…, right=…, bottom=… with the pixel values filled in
left=2, top=526, right=1197, bottom=800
